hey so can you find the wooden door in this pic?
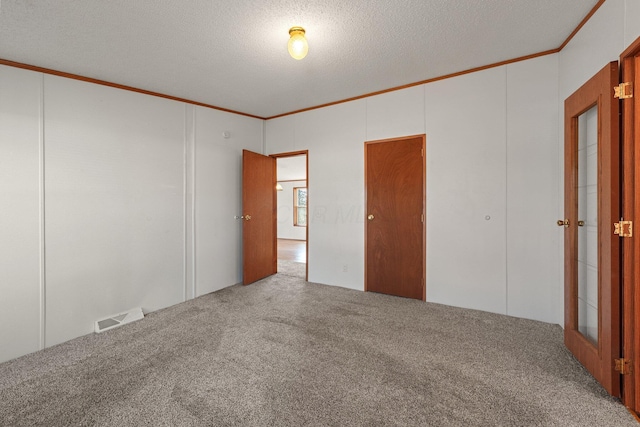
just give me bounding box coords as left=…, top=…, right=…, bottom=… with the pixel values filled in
left=365, top=135, right=425, bottom=300
left=242, top=150, right=276, bottom=285
left=621, top=36, right=640, bottom=414
left=563, top=62, right=620, bottom=396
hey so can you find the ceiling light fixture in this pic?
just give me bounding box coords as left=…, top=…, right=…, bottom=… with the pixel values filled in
left=288, top=27, right=308, bottom=60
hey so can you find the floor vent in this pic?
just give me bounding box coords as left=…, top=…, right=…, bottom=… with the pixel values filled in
left=95, top=307, right=144, bottom=333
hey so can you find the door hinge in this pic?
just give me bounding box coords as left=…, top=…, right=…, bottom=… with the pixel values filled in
left=614, top=82, right=633, bottom=99
left=421, top=214, right=424, bottom=223
left=421, top=149, right=424, bottom=157
left=615, top=358, right=632, bottom=375
left=614, top=220, right=633, bottom=238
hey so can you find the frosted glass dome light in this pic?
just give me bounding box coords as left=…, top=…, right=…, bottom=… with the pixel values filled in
left=288, top=27, right=308, bottom=60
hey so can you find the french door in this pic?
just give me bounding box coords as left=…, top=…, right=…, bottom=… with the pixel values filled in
left=621, top=36, right=640, bottom=414
left=562, top=62, right=621, bottom=396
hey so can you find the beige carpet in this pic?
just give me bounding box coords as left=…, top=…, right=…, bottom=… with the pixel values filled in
left=277, top=259, right=306, bottom=278
left=0, top=273, right=637, bottom=426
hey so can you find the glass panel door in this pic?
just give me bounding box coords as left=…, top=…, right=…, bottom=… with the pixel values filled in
left=577, top=106, right=598, bottom=345
left=563, top=62, right=620, bottom=397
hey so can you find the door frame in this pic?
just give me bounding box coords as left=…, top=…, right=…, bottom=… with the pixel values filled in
left=620, top=36, right=640, bottom=414
left=364, top=134, right=426, bottom=301
left=270, top=150, right=309, bottom=281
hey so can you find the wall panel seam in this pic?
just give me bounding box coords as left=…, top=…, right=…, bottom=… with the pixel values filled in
left=504, top=66, right=509, bottom=316
left=183, top=104, right=188, bottom=302
left=190, top=106, right=197, bottom=299
left=39, top=72, right=46, bottom=349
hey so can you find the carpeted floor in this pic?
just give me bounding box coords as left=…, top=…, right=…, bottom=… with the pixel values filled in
left=277, top=259, right=306, bottom=279
left=0, top=273, right=637, bottom=426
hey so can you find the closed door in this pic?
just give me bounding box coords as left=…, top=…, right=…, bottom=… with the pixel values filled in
left=562, top=62, right=620, bottom=396
left=365, top=135, right=425, bottom=300
left=242, top=150, right=277, bottom=285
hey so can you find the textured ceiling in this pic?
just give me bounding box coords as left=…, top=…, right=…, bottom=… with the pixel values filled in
left=0, top=1, right=599, bottom=118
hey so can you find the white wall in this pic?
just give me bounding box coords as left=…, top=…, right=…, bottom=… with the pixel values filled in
left=506, top=55, right=560, bottom=323
left=424, top=67, right=508, bottom=314
left=0, top=66, right=43, bottom=361
left=298, top=102, right=367, bottom=289
left=559, top=0, right=626, bottom=102
left=266, top=56, right=560, bottom=323
left=277, top=180, right=307, bottom=240
left=0, top=67, right=263, bottom=362
left=44, top=76, right=186, bottom=346
left=194, top=107, right=263, bottom=296
left=626, top=0, right=640, bottom=47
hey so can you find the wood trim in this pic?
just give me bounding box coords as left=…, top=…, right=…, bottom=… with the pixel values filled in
left=0, top=2, right=605, bottom=122
left=621, top=51, right=636, bottom=412
left=423, top=136, right=427, bottom=301
left=266, top=1, right=606, bottom=120
left=267, top=49, right=559, bottom=120
left=0, top=58, right=264, bottom=120
left=269, top=150, right=308, bottom=158
left=364, top=134, right=430, bottom=146
left=628, top=407, right=640, bottom=423
left=620, top=35, right=640, bottom=414
left=557, top=0, right=607, bottom=51
left=364, top=143, right=369, bottom=294
left=277, top=179, right=307, bottom=183
left=621, top=34, right=640, bottom=60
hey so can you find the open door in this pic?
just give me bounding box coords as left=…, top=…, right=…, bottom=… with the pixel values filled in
left=242, top=150, right=276, bottom=285
left=562, top=62, right=621, bottom=396
left=621, top=36, right=640, bottom=415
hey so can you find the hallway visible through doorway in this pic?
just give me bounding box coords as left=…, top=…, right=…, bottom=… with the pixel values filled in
left=277, top=239, right=306, bottom=263
left=273, top=151, right=308, bottom=280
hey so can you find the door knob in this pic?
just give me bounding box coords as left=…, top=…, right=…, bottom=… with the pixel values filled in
left=578, top=220, right=585, bottom=226
left=367, top=214, right=374, bottom=221
left=244, top=215, right=251, bottom=221
left=557, top=219, right=569, bottom=227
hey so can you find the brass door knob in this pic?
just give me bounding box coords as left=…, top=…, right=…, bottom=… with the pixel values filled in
left=244, top=215, right=251, bottom=221
left=557, top=219, right=569, bottom=227
left=367, top=214, right=374, bottom=221
left=578, top=220, right=585, bottom=226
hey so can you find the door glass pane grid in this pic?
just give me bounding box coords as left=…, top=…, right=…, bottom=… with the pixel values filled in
left=577, top=106, right=598, bottom=346
left=293, top=187, right=307, bottom=227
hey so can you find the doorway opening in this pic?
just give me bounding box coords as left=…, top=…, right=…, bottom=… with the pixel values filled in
left=272, top=151, right=308, bottom=280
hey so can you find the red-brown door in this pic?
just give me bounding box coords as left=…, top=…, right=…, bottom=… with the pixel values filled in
left=365, top=135, right=425, bottom=300
left=563, top=62, right=620, bottom=396
left=242, top=150, right=276, bottom=285
left=621, top=36, right=640, bottom=413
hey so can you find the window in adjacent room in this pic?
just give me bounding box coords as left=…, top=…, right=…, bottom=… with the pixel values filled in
left=293, top=187, right=307, bottom=227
